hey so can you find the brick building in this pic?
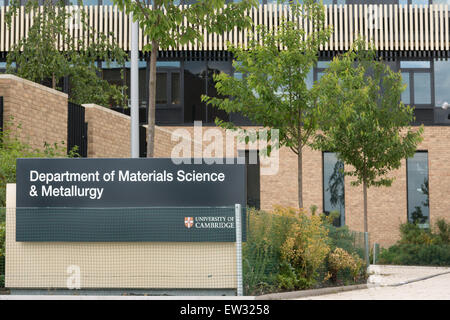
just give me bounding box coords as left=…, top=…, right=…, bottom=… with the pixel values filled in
left=1, top=1, right=450, bottom=247
left=0, top=74, right=132, bottom=158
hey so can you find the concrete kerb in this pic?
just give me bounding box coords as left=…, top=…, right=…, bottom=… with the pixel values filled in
left=384, top=270, right=450, bottom=287
left=255, top=284, right=371, bottom=300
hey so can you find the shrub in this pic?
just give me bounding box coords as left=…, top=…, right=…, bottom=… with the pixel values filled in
left=325, top=224, right=365, bottom=258
left=275, top=207, right=330, bottom=290
left=379, top=218, right=450, bottom=266
left=243, top=206, right=367, bottom=295
left=396, top=219, right=450, bottom=246
left=379, top=244, right=450, bottom=266
left=243, top=208, right=287, bottom=295
left=434, top=219, right=450, bottom=245
left=327, top=248, right=366, bottom=283
left=398, top=223, right=433, bottom=245
left=244, top=207, right=331, bottom=293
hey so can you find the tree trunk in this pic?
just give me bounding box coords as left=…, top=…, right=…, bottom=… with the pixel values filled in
left=52, top=73, right=56, bottom=90
left=298, top=147, right=303, bottom=209
left=363, top=180, right=370, bottom=266
left=363, top=180, right=368, bottom=234
left=298, top=107, right=303, bottom=209
left=147, top=40, right=158, bottom=158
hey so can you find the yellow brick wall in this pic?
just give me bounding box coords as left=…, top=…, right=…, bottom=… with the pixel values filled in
left=0, top=74, right=68, bottom=152
left=0, top=75, right=132, bottom=159
left=83, top=104, right=131, bottom=158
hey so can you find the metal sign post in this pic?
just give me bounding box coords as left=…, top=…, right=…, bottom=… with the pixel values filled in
left=130, top=3, right=139, bottom=158
left=235, top=203, right=243, bottom=296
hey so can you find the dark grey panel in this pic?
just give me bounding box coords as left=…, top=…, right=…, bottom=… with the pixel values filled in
left=16, top=207, right=237, bottom=242
left=434, top=108, right=450, bottom=124
left=413, top=108, right=435, bottom=124
left=156, top=107, right=184, bottom=124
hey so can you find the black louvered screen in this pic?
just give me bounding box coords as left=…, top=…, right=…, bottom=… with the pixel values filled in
left=0, top=96, right=3, bottom=132
left=139, top=125, right=147, bottom=158
left=68, top=102, right=88, bottom=157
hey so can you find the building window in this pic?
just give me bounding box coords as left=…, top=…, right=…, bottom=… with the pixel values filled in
left=434, top=59, right=450, bottom=108
left=125, top=59, right=148, bottom=108
left=274, top=0, right=346, bottom=3
left=322, top=0, right=346, bottom=4
left=183, top=60, right=232, bottom=124
left=400, top=60, right=433, bottom=107
left=184, top=60, right=206, bottom=123
left=323, top=152, right=345, bottom=227
left=407, top=151, right=429, bottom=227
left=153, top=60, right=184, bottom=124
left=101, top=60, right=127, bottom=107
left=315, top=60, right=331, bottom=83
left=305, top=67, right=314, bottom=90
left=398, top=0, right=428, bottom=5
left=155, top=61, right=182, bottom=108
left=101, top=59, right=147, bottom=108
left=66, top=0, right=99, bottom=5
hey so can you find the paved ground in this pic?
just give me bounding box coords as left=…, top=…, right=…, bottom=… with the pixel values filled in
left=366, top=265, right=450, bottom=286
left=297, top=265, right=450, bottom=300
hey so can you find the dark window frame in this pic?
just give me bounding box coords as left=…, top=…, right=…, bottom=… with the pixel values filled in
left=101, top=58, right=151, bottom=108
left=182, top=59, right=233, bottom=125
left=314, top=59, right=331, bottom=83
left=155, top=62, right=184, bottom=112
left=322, top=151, right=345, bottom=227
left=406, top=150, right=430, bottom=227
left=399, top=59, right=434, bottom=110
left=433, top=58, right=450, bottom=108
left=228, top=63, right=257, bottom=126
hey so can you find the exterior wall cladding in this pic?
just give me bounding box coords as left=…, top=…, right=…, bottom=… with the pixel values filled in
left=1, top=3, right=450, bottom=247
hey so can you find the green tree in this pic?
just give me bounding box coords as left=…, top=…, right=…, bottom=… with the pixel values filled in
left=202, top=0, right=332, bottom=208
left=113, top=0, right=257, bottom=157
left=6, top=0, right=127, bottom=107
left=314, top=40, right=423, bottom=237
